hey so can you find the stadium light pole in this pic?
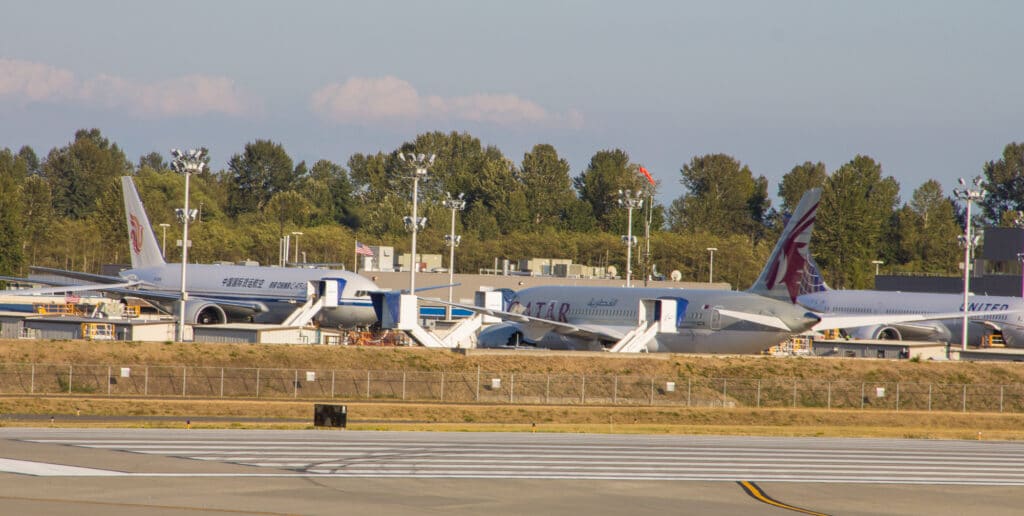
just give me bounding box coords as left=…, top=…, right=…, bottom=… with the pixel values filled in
left=170, top=148, right=206, bottom=342
left=159, top=223, right=170, bottom=258
left=1015, top=211, right=1024, bottom=297
left=619, top=190, right=643, bottom=287
left=707, top=247, right=718, bottom=283
left=291, top=231, right=303, bottom=264
left=443, top=192, right=466, bottom=320
left=871, top=260, right=884, bottom=276
left=398, top=152, right=434, bottom=295
left=953, top=176, right=986, bottom=352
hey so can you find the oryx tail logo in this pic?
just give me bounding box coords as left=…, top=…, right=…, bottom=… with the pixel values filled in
left=129, top=214, right=144, bottom=255
left=764, top=202, right=817, bottom=303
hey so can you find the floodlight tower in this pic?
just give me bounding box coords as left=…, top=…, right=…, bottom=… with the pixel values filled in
left=953, top=176, right=986, bottom=352
left=291, top=231, right=304, bottom=264
left=707, top=247, right=718, bottom=283
left=397, top=152, right=434, bottom=294
left=618, top=189, right=643, bottom=287
left=170, top=148, right=206, bottom=342
left=443, top=192, right=466, bottom=320
left=159, top=223, right=170, bottom=258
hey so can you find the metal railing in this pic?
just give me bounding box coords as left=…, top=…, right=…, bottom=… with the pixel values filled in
left=1, top=363, right=1022, bottom=413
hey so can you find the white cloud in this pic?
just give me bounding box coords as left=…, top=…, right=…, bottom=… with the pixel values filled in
left=311, top=76, right=583, bottom=127
left=0, top=58, right=256, bottom=117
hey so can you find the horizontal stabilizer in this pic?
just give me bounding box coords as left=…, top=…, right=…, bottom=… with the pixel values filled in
left=716, top=309, right=795, bottom=331
left=813, top=309, right=1020, bottom=332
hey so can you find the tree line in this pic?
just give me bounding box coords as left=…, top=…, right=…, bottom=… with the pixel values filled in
left=1, top=128, right=1022, bottom=290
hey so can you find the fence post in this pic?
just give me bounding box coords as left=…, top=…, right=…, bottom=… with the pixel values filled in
left=510, top=373, right=514, bottom=404
left=366, top=370, right=371, bottom=399
left=256, top=368, right=260, bottom=398
left=649, top=378, right=654, bottom=406
left=220, top=368, right=224, bottom=398
left=331, top=370, right=335, bottom=399
left=545, top=374, right=550, bottom=404
left=962, top=384, right=967, bottom=413
left=687, top=378, right=691, bottom=407
left=723, top=378, right=728, bottom=403
left=792, top=379, right=797, bottom=408
left=107, top=366, right=111, bottom=395
left=827, top=381, right=831, bottom=410
left=30, top=363, right=34, bottom=394
left=1000, top=385, right=1004, bottom=413
left=895, top=383, right=900, bottom=411
left=581, top=374, right=586, bottom=404
left=182, top=366, right=187, bottom=398
left=68, top=365, right=72, bottom=394
left=860, top=383, right=865, bottom=409
left=756, top=379, right=761, bottom=408
left=440, top=371, right=445, bottom=402
left=294, top=369, right=298, bottom=398
left=928, top=384, right=932, bottom=411
left=613, top=376, right=618, bottom=405
left=144, top=366, right=148, bottom=396
left=476, top=366, right=480, bottom=402
left=402, top=371, right=406, bottom=401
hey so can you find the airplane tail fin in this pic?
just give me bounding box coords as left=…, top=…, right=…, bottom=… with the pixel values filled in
left=121, top=176, right=166, bottom=269
left=747, top=188, right=823, bottom=302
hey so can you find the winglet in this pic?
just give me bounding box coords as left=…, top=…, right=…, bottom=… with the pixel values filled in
left=121, top=176, right=166, bottom=269
left=748, top=188, right=822, bottom=302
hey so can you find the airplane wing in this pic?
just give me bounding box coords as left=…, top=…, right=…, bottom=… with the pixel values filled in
left=425, top=298, right=628, bottom=342
left=716, top=309, right=794, bottom=331
left=28, top=266, right=128, bottom=284
left=813, top=309, right=1018, bottom=332
left=0, top=281, right=141, bottom=296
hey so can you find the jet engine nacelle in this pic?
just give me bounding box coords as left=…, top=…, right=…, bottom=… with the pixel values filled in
left=478, top=323, right=532, bottom=348
left=845, top=325, right=903, bottom=341
left=183, top=300, right=228, bottom=325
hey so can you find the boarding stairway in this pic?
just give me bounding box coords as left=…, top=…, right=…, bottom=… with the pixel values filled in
left=605, top=297, right=685, bottom=353
left=373, top=291, right=498, bottom=349
left=281, top=279, right=344, bottom=328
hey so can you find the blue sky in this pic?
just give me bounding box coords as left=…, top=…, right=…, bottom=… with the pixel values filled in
left=2, top=1, right=1021, bottom=207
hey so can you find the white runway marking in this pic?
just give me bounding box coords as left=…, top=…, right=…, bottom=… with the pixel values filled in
left=15, top=432, right=1024, bottom=484
left=0, top=458, right=121, bottom=476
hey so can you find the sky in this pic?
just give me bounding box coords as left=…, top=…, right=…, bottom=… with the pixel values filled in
left=2, top=1, right=1022, bottom=207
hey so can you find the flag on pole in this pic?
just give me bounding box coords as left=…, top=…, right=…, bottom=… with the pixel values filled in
left=638, top=166, right=655, bottom=186
left=355, top=241, right=374, bottom=256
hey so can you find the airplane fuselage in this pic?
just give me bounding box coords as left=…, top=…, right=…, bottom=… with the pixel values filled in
left=483, top=286, right=819, bottom=354
left=798, top=290, right=1024, bottom=346
left=120, top=264, right=378, bottom=327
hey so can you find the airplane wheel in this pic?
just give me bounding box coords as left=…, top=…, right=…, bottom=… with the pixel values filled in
left=508, top=331, right=523, bottom=347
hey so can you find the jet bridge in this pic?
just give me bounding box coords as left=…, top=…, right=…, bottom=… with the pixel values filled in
left=371, top=291, right=495, bottom=349
left=608, top=297, right=684, bottom=353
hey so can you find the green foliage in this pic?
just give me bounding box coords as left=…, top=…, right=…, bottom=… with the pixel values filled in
left=226, top=140, right=299, bottom=216
left=894, top=180, right=960, bottom=273
left=41, top=129, right=131, bottom=219
left=519, top=144, right=576, bottom=227
left=574, top=149, right=647, bottom=231
left=668, top=154, right=768, bottom=240
left=0, top=152, right=25, bottom=274
left=778, top=161, right=827, bottom=213
left=979, top=142, right=1024, bottom=224
left=815, top=155, right=900, bottom=288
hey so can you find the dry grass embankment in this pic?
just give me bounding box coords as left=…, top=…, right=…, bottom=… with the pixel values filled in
left=2, top=339, right=1024, bottom=439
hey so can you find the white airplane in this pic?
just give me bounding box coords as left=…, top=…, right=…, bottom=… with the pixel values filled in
left=796, top=257, right=1024, bottom=347
left=2, top=177, right=379, bottom=328
left=457, top=190, right=831, bottom=353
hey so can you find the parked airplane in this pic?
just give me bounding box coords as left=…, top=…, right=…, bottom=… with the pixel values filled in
left=455, top=190, right=828, bottom=353
left=796, top=257, right=1024, bottom=347
left=3, top=177, right=379, bottom=328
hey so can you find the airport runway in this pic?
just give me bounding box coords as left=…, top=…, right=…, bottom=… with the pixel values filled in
left=1, top=429, right=1023, bottom=515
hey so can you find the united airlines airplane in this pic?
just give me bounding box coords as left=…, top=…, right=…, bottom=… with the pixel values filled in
left=796, top=257, right=1024, bottom=347
left=7, top=177, right=379, bottom=328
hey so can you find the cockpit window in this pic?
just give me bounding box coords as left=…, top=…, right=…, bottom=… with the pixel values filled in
left=355, top=290, right=368, bottom=297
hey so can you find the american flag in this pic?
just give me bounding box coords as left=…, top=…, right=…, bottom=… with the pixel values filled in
left=355, top=241, right=374, bottom=257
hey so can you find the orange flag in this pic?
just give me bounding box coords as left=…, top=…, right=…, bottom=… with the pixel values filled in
left=638, top=166, right=655, bottom=186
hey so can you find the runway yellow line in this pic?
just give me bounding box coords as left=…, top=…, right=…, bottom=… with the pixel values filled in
left=0, top=495, right=296, bottom=515
left=737, top=481, right=829, bottom=516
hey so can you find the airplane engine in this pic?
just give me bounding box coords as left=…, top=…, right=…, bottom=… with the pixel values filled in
left=183, top=300, right=228, bottom=325
left=845, top=325, right=903, bottom=340
left=478, top=323, right=532, bottom=348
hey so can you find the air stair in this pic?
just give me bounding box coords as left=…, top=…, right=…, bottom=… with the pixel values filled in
left=371, top=290, right=500, bottom=348
left=281, top=279, right=341, bottom=327
left=607, top=297, right=684, bottom=353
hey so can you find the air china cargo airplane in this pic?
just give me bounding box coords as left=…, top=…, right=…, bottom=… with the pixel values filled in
left=796, top=257, right=1024, bottom=347
left=3, top=177, right=379, bottom=328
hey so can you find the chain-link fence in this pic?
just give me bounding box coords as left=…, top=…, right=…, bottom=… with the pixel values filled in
left=2, top=362, right=1023, bottom=413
